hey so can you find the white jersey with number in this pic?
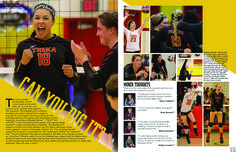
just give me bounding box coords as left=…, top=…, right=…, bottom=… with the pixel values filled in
left=124, top=27, right=140, bottom=52
left=181, top=91, right=196, bottom=112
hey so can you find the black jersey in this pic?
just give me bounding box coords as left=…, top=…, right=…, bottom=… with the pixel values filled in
left=124, top=63, right=147, bottom=81
left=211, top=92, right=224, bottom=111
left=151, top=30, right=186, bottom=53
left=179, top=59, right=191, bottom=81
left=152, top=59, right=168, bottom=79
left=177, top=22, right=202, bottom=45
left=112, top=117, right=118, bottom=152
left=152, top=59, right=168, bottom=75
left=13, top=35, right=79, bottom=111
left=83, top=42, right=118, bottom=133
left=151, top=25, right=202, bottom=53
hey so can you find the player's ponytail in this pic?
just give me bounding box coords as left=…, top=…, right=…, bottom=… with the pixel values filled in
left=171, top=9, right=183, bottom=47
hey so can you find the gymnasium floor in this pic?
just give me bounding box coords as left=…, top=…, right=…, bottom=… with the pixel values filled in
left=204, top=131, right=229, bottom=146
left=177, top=131, right=229, bottom=146
left=177, top=137, right=202, bottom=146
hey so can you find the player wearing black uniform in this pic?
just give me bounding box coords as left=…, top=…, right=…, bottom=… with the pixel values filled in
left=13, top=4, right=79, bottom=115
left=177, top=11, right=202, bottom=45
left=151, top=9, right=202, bottom=53
left=124, top=54, right=148, bottom=81
left=105, top=74, right=118, bottom=152
left=151, top=54, right=168, bottom=80
left=71, top=11, right=118, bottom=134
left=179, top=59, right=193, bottom=81
left=206, top=84, right=225, bottom=144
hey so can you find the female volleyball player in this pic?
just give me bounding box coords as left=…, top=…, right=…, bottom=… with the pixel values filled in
left=124, top=10, right=149, bottom=53
left=125, top=94, right=135, bottom=106
left=177, top=11, right=202, bottom=45
left=105, top=73, right=118, bottom=152
left=124, top=54, right=148, bottom=81
left=180, top=87, right=199, bottom=144
left=125, top=122, right=134, bottom=134
left=13, top=3, right=79, bottom=117
left=206, top=84, right=225, bottom=144
left=179, top=59, right=193, bottom=81
left=125, top=136, right=134, bottom=148
left=125, top=108, right=135, bottom=120
left=151, top=54, right=168, bottom=80
left=151, top=9, right=202, bottom=53
left=71, top=11, right=118, bottom=134
left=151, top=13, right=168, bottom=38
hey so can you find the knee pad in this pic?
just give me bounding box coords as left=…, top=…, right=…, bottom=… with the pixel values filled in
left=219, top=123, right=223, bottom=127
left=209, top=122, right=213, bottom=127
left=184, top=125, right=189, bottom=129
left=193, top=122, right=197, bottom=125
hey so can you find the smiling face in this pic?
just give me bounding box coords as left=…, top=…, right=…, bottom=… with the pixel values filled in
left=128, top=108, right=132, bottom=113
left=128, top=122, right=132, bottom=127
left=96, top=19, right=111, bottom=46
left=33, top=8, right=55, bottom=40
left=130, top=21, right=136, bottom=30
left=132, top=56, right=142, bottom=68
left=128, top=94, right=132, bottom=99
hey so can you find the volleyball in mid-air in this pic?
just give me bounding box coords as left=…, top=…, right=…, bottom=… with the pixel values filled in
left=142, top=6, right=149, bottom=13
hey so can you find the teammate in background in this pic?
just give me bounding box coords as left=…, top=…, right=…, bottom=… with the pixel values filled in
left=206, top=84, right=225, bottom=144
left=124, top=54, right=148, bottom=81
left=13, top=3, right=79, bottom=118
left=150, top=13, right=168, bottom=38
left=172, top=55, right=176, bottom=80
left=125, top=136, right=134, bottom=148
left=124, top=10, right=149, bottom=53
left=125, top=94, right=135, bottom=106
left=125, top=108, right=135, bottom=120
left=179, top=59, right=193, bottom=81
left=71, top=11, right=118, bottom=136
left=125, top=122, right=134, bottom=134
left=195, top=82, right=202, bottom=106
left=180, top=88, right=199, bottom=144
left=151, top=9, right=201, bottom=53
left=105, top=73, right=118, bottom=152
left=177, top=11, right=202, bottom=46
left=151, top=54, right=168, bottom=80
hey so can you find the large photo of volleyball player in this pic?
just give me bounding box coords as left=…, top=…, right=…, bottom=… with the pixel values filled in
left=151, top=54, right=176, bottom=81
left=124, top=54, right=149, bottom=81
left=177, top=54, right=203, bottom=81
left=124, top=6, right=150, bottom=53
left=203, top=82, right=229, bottom=146
left=1, top=0, right=118, bottom=151
left=150, top=6, right=202, bottom=53
left=177, top=82, right=203, bottom=146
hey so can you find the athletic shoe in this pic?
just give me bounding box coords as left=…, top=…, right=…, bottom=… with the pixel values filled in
left=194, top=129, right=199, bottom=137
left=220, top=137, right=223, bottom=144
left=186, top=134, right=191, bottom=144
left=206, top=137, right=210, bottom=143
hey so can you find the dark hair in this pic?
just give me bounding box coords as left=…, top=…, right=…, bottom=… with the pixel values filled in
left=98, top=11, right=118, bottom=34
left=183, top=11, right=200, bottom=24
left=156, top=54, right=161, bottom=59
left=132, top=54, right=142, bottom=62
left=33, top=3, right=55, bottom=20
left=105, top=73, right=118, bottom=97
left=127, top=20, right=134, bottom=30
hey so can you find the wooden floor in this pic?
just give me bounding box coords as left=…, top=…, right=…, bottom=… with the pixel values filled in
left=204, top=132, right=229, bottom=146
left=177, top=137, right=202, bottom=146
left=177, top=132, right=229, bottom=146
